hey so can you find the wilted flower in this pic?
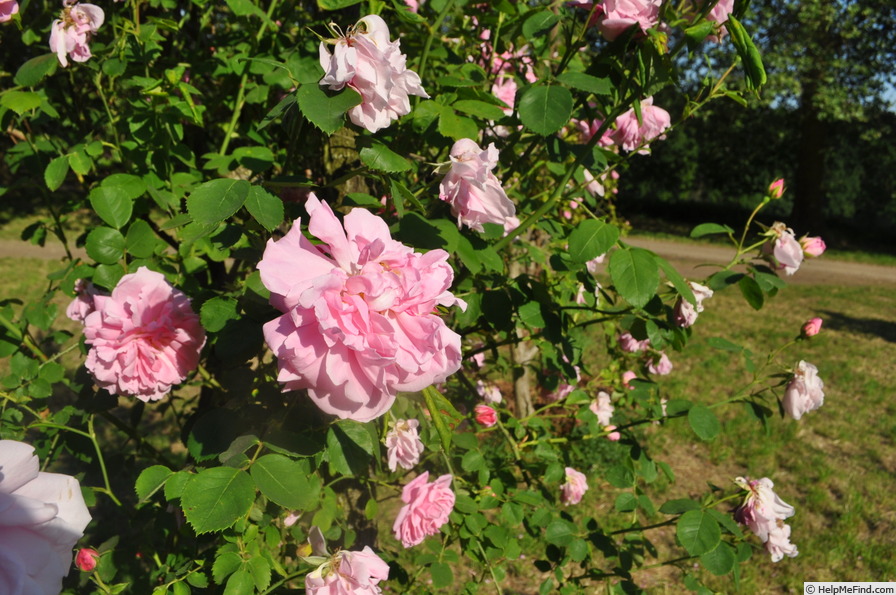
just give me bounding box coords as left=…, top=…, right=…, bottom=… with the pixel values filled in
left=392, top=472, right=455, bottom=547
left=476, top=380, right=503, bottom=404
left=800, top=236, right=826, bottom=258
left=618, top=332, right=648, bottom=353
left=319, top=15, right=428, bottom=133
left=305, top=546, right=390, bottom=595
left=761, top=222, right=803, bottom=276
left=589, top=390, right=614, bottom=426
left=65, top=279, right=101, bottom=323
left=474, top=404, right=497, bottom=427
left=611, top=97, right=670, bottom=153
left=734, top=476, right=798, bottom=562
left=782, top=361, right=824, bottom=420
left=673, top=281, right=714, bottom=328
left=385, top=419, right=425, bottom=472
left=48, top=2, right=104, bottom=67
left=801, top=317, right=822, bottom=337
left=81, top=267, right=206, bottom=402
left=439, top=139, right=519, bottom=233
left=560, top=467, right=588, bottom=505
left=258, top=194, right=463, bottom=422
left=647, top=352, right=673, bottom=375
left=0, top=440, right=92, bottom=595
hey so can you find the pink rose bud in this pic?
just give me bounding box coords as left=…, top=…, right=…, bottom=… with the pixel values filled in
left=801, top=317, right=822, bottom=337
left=0, top=0, right=19, bottom=23
left=474, top=404, right=497, bottom=428
left=768, top=178, right=785, bottom=199
left=560, top=467, right=589, bottom=505
left=622, top=370, right=637, bottom=389
left=604, top=425, right=621, bottom=441
left=75, top=548, right=100, bottom=572
left=800, top=236, right=826, bottom=258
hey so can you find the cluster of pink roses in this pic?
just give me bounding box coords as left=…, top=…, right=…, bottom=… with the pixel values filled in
left=49, top=1, right=105, bottom=67
left=67, top=268, right=206, bottom=402
left=319, top=15, right=428, bottom=133
left=258, top=194, right=464, bottom=422
left=0, top=440, right=92, bottom=595
left=734, top=477, right=798, bottom=562
left=567, top=0, right=734, bottom=42
left=617, top=332, right=673, bottom=376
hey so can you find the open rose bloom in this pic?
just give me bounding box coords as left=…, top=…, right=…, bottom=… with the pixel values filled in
left=560, top=467, right=588, bottom=505
left=761, top=222, right=803, bottom=275
left=439, top=139, right=520, bottom=233
left=48, top=2, right=104, bottom=67
left=782, top=360, right=825, bottom=420
left=611, top=97, right=671, bottom=153
left=259, top=194, right=463, bottom=422
left=673, top=281, right=714, bottom=328
left=82, top=267, right=206, bottom=402
left=596, top=0, right=662, bottom=40
left=0, top=440, right=92, bottom=595
left=392, top=472, right=455, bottom=547
left=734, top=477, right=798, bottom=562
left=319, top=15, right=428, bottom=133
left=305, top=546, right=389, bottom=595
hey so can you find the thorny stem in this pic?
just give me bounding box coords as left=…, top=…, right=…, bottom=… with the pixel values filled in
left=477, top=540, right=505, bottom=595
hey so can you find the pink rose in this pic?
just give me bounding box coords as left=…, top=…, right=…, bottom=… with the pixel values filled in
left=439, top=139, right=519, bottom=234
left=800, top=236, right=826, bottom=258
left=385, top=419, right=425, bottom=472
left=560, top=467, right=588, bottom=505
left=705, top=0, right=734, bottom=41
left=618, top=332, right=648, bottom=353
left=611, top=97, right=671, bottom=153
left=82, top=267, right=206, bottom=402
left=605, top=425, right=621, bottom=441
left=319, top=15, right=428, bottom=133
left=0, top=440, right=92, bottom=595
left=474, top=404, right=497, bottom=427
left=48, top=3, right=104, bottom=67
left=647, top=352, right=673, bottom=375
left=597, top=0, right=662, bottom=41
left=585, top=253, right=606, bottom=275
left=476, top=380, right=502, bottom=404
left=589, top=390, right=614, bottom=426
left=491, top=77, right=517, bottom=116
left=65, top=279, right=102, bottom=323
left=305, top=546, right=390, bottom=595
left=259, top=194, right=463, bottom=422
left=767, top=178, right=785, bottom=200
left=782, top=360, right=824, bottom=420
left=761, top=222, right=803, bottom=275
left=734, top=477, right=798, bottom=562
left=392, top=472, right=455, bottom=547
left=403, top=0, right=421, bottom=12
left=0, top=0, right=19, bottom=22
left=673, top=281, right=713, bottom=328
left=801, top=317, right=822, bottom=337
left=621, top=370, right=637, bottom=389
left=75, top=548, right=99, bottom=572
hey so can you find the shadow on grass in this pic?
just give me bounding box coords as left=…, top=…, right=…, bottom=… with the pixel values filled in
left=819, top=309, right=896, bottom=343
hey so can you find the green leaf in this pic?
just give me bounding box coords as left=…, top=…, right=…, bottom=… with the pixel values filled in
left=688, top=405, right=721, bottom=441
left=126, top=219, right=161, bottom=258
left=518, top=301, right=545, bottom=328
left=522, top=10, right=560, bottom=39
left=440, top=63, right=488, bottom=87
left=567, top=219, right=618, bottom=262
left=700, top=542, right=736, bottom=575
left=690, top=222, right=734, bottom=238
left=656, top=257, right=697, bottom=305
left=615, top=493, right=638, bottom=512
left=93, top=264, right=125, bottom=291
left=225, top=0, right=266, bottom=17
left=556, top=72, right=612, bottom=95
left=518, top=85, right=573, bottom=136
left=317, top=0, right=363, bottom=9
left=685, top=21, right=716, bottom=47
left=438, top=109, right=479, bottom=141
left=609, top=247, right=659, bottom=308
left=423, top=385, right=464, bottom=452
left=232, top=146, right=275, bottom=172
left=461, top=450, right=486, bottom=473
left=430, top=562, right=454, bottom=588
left=251, top=454, right=320, bottom=510
left=68, top=151, right=92, bottom=175
left=258, top=94, right=296, bottom=131
left=89, top=186, right=134, bottom=229
left=359, top=142, right=412, bottom=173
left=223, top=569, right=254, bottom=595
left=200, top=297, right=239, bottom=333
left=86, top=227, right=126, bottom=265
left=326, top=423, right=374, bottom=477
left=186, top=573, right=209, bottom=589
left=738, top=275, right=764, bottom=310
left=727, top=16, right=767, bottom=90
left=707, top=336, right=742, bottom=352
left=244, top=186, right=284, bottom=231
left=677, top=510, right=722, bottom=556
left=0, top=91, right=41, bottom=115
left=246, top=556, right=272, bottom=592
left=103, top=174, right=147, bottom=199
left=164, top=471, right=192, bottom=501
left=181, top=467, right=255, bottom=534
left=213, top=552, right=242, bottom=584
left=44, top=156, right=69, bottom=191
left=545, top=519, right=578, bottom=546
left=135, top=465, right=173, bottom=502
left=659, top=498, right=702, bottom=515
left=452, top=99, right=507, bottom=121
left=14, top=54, right=59, bottom=87
left=295, top=84, right=361, bottom=135
left=186, top=179, right=251, bottom=225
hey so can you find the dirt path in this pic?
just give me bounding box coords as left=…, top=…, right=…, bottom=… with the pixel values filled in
left=3, top=236, right=894, bottom=286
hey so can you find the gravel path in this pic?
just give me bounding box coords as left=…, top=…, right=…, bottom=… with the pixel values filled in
left=2, top=236, right=894, bottom=287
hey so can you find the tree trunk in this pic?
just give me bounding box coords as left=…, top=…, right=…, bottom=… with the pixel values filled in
left=791, top=75, right=827, bottom=234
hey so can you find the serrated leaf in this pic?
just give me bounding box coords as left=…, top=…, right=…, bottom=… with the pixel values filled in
left=359, top=142, right=412, bottom=173
left=523, top=10, right=560, bottom=38
left=135, top=465, right=173, bottom=502
left=186, top=179, right=251, bottom=225
left=656, top=256, right=697, bottom=305
left=609, top=247, right=659, bottom=308
left=700, top=541, right=736, bottom=575
left=452, top=99, right=506, bottom=121
left=126, top=219, right=161, bottom=258
left=295, top=84, right=361, bottom=135
left=69, top=151, right=92, bottom=175
left=690, top=222, right=734, bottom=238
left=14, top=54, right=59, bottom=87
left=568, top=219, right=618, bottom=262
left=164, top=471, right=192, bottom=501
left=545, top=519, right=577, bottom=546
left=181, top=467, right=255, bottom=534
left=44, top=156, right=69, bottom=191
left=677, top=510, right=722, bottom=556
left=246, top=557, right=271, bottom=591
left=518, top=85, right=573, bottom=136
left=430, top=562, right=453, bottom=588
left=244, top=185, right=284, bottom=231
left=688, top=405, right=721, bottom=441
left=86, top=227, right=126, bottom=265
left=317, top=0, right=363, bottom=9
left=89, top=186, right=134, bottom=229
left=556, top=72, right=612, bottom=95
left=738, top=275, right=764, bottom=310
left=438, top=109, right=479, bottom=141
left=200, top=297, right=239, bottom=333
left=232, top=146, right=275, bottom=172
left=251, top=454, right=320, bottom=510
left=659, top=498, right=702, bottom=515
left=223, top=569, right=254, bottom=595
left=422, top=385, right=464, bottom=452
left=213, top=552, right=242, bottom=584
